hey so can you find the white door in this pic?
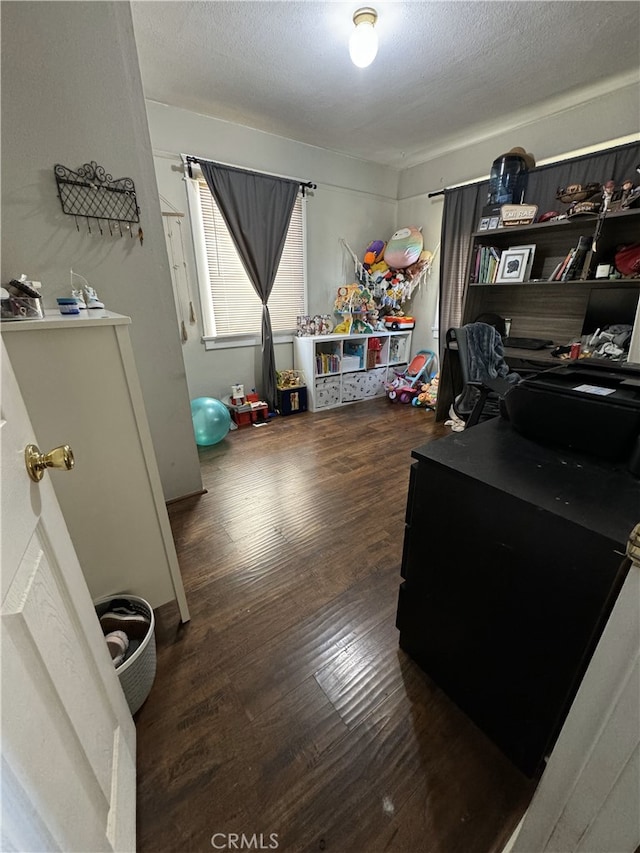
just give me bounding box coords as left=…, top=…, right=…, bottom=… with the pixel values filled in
left=1, top=340, right=136, bottom=852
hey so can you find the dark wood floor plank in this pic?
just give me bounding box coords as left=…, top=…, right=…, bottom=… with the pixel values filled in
left=313, top=613, right=402, bottom=729
left=137, top=399, right=536, bottom=852
left=230, top=564, right=397, bottom=721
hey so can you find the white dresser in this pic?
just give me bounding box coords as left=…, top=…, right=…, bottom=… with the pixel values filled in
left=2, top=311, right=189, bottom=621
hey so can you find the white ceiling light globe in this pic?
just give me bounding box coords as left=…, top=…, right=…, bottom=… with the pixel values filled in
left=349, top=8, right=378, bottom=68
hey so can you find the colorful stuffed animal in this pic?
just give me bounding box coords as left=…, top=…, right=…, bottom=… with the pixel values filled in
left=414, top=373, right=439, bottom=408
left=384, top=226, right=423, bottom=269
left=368, top=259, right=389, bottom=280
left=363, top=240, right=386, bottom=270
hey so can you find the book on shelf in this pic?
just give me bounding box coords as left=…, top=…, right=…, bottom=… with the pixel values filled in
left=315, top=353, right=340, bottom=374
left=560, top=249, right=578, bottom=281
left=548, top=259, right=564, bottom=281
left=564, top=235, right=591, bottom=281
left=550, top=236, right=592, bottom=282
left=552, top=248, right=575, bottom=281
left=472, top=246, right=502, bottom=283
left=470, top=245, right=481, bottom=283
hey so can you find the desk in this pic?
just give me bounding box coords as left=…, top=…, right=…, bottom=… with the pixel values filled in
left=396, top=418, right=636, bottom=776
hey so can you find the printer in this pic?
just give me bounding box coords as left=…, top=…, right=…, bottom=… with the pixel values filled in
left=504, top=360, right=640, bottom=476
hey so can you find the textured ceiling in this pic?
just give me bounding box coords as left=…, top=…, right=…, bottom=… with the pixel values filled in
left=131, top=1, right=640, bottom=169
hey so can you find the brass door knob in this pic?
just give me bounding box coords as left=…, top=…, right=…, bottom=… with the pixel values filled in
left=25, top=444, right=75, bottom=482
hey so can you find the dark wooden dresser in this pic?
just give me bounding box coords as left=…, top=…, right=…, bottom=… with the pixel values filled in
left=396, top=417, right=638, bottom=776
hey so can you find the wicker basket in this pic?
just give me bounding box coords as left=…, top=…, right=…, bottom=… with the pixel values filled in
left=95, top=594, right=156, bottom=715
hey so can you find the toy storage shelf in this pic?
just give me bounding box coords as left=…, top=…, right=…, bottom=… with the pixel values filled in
left=294, top=330, right=412, bottom=412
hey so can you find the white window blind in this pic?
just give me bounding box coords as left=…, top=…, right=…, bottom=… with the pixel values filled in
left=192, top=176, right=306, bottom=339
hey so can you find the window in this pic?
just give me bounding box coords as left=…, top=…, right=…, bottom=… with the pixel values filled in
left=187, top=174, right=306, bottom=341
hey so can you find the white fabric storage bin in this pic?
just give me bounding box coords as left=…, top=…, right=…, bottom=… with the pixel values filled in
left=94, top=594, right=156, bottom=715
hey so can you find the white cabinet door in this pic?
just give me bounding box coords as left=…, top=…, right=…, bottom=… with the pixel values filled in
left=1, top=340, right=136, bottom=852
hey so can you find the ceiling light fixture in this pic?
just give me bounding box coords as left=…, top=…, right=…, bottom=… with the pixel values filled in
left=349, top=7, right=378, bottom=68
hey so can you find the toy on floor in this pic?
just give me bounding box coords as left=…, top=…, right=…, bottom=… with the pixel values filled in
left=385, top=350, right=438, bottom=404
left=190, top=397, right=231, bottom=446
left=412, top=372, right=440, bottom=408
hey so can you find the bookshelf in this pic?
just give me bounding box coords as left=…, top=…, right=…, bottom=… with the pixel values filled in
left=294, top=330, right=411, bottom=411
left=461, top=208, right=640, bottom=344
left=435, top=207, right=640, bottom=421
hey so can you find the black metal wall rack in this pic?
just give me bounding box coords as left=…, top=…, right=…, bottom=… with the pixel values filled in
left=54, top=160, right=140, bottom=236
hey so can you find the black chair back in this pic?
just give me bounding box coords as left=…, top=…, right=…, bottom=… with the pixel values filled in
left=445, top=323, right=519, bottom=427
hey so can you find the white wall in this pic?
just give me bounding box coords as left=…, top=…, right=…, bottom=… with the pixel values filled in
left=1, top=1, right=202, bottom=502
left=396, top=82, right=640, bottom=360
left=146, top=101, right=400, bottom=400
left=148, top=82, right=640, bottom=385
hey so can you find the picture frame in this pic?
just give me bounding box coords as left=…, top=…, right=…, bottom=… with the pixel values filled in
left=477, top=214, right=501, bottom=232
left=495, top=248, right=529, bottom=283
left=509, top=244, right=536, bottom=281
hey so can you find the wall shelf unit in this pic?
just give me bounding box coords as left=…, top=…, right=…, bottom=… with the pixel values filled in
left=462, top=208, right=640, bottom=343
left=294, top=330, right=411, bottom=411
left=436, top=208, right=640, bottom=421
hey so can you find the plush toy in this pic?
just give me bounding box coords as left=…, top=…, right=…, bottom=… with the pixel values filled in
left=404, top=249, right=434, bottom=281
left=414, top=373, right=439, bottom=408
left=368, top=259, right=389, bottom=279
left=363, top=240, right=386, bottom=270
left=425, top=373, right=439, bottom=406
left=415, top=384, right=430, bottom=407
left=384, top=226, right=423, bottom=269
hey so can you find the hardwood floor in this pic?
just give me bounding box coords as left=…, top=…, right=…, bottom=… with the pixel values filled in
left=136, top=399, right=536, bottom=853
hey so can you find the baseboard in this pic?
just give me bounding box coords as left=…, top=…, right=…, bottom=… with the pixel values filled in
left=165, top=488, right=208, bottom=506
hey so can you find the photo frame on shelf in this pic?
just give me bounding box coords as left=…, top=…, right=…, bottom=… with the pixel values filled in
left=495, top=248, right=529, bottom=283
left=509, top=244, right=536, bottom=281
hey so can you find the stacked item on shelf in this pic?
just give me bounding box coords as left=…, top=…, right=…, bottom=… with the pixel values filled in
left=316, top=352, right=340, bottom=374
left=471, top=245, right=502, bottom=284
left=343, top=341, right=364, bottom=371
left=548, top=236, right=591, bottom=281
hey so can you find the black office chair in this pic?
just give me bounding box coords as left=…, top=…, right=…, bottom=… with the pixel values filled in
left=445, top=322, right=522, bottom=427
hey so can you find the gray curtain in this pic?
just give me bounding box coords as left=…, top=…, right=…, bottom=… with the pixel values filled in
left=439, top=141, right=640, bottom=360
left=439, top=182, right=486, bottom=354
left=200, top=161, right=299, bottom=410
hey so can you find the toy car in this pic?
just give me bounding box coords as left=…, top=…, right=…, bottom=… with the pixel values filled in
left=383, top=315, right=415, bottom=330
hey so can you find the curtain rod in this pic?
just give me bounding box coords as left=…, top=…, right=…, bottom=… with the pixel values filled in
left=427, top=141, right=640, bottom=200
left=183, top=154, right=317, bottom=194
